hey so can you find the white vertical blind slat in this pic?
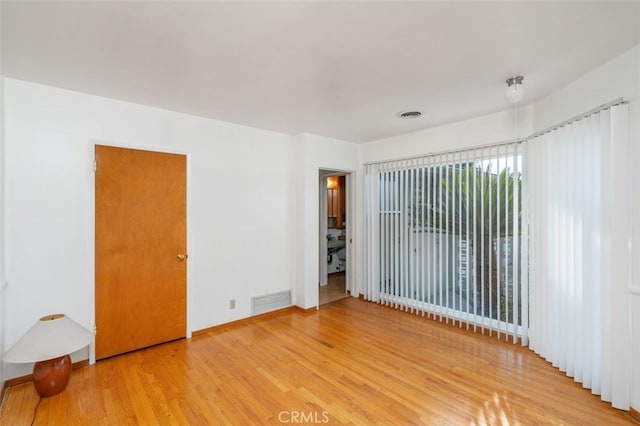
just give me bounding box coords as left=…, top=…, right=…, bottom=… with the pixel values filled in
left=444, top=154, right=450, bottom=323
left=496, top=147, right=502, bottom=340
left=438, top=159, right=444, bottom=322
left=512, top=142, right=519, bottom=343
left=520, top=141, right=529, bottom=346
left=428, top=154, right=435, bottom=320
left=465, top=148, right=471, bottom=330
left=411, top=160, right=417, bottom=313
left=527, top=104, right=630, bottom=410
left=457, top=151, right=463, bottom=327
left=504, top=146, right=510, bottom=339
left=419, top=157, right=425, bottom=315
left=485, top=150, right=500, bottom=337
left=608, top=105, right=631, bottom=409
left=480, top=151, right=486, bottom=335
left=398, top=165, right=403, bottom=309
left=472, top=149, right=478, bottom=332
left=600, top=110, right=612, bottom=401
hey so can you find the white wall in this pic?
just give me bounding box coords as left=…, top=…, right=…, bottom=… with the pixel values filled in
left=532, top=43, right=640, bottom=411
left=294, top=133, right=358, bottom=309
left=3, top=78, right=296, bottom=378
left=361, top=106, right=533, bottom=164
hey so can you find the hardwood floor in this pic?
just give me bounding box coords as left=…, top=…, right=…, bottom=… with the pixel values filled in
left=1, top=298, right=637, bottom=425
left=319, top=272, right=348, bottom=305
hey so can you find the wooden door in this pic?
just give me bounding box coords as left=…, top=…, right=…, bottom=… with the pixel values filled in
left=95, top=145, right=187, bottom=360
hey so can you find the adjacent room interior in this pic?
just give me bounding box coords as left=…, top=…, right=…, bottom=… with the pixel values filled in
left=0, top=1, right=639, bottom=424
left=320, top=173, right=350, bottom=306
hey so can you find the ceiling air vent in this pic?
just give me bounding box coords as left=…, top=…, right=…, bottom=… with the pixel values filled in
left=396, top=110, right=423, bottom=119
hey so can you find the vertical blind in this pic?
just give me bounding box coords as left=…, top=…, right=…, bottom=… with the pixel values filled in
left=528, top=103, right=631, bottom=409
left=364, top=142, right=528, bottom=343
left=363, top=101, right=631, bottom=410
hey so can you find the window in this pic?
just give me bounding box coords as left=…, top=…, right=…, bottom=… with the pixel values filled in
left=364, top=143, right=527, bottom=341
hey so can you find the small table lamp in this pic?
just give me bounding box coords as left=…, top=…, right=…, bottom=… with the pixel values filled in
left=3, top=314, right=93, bottom=397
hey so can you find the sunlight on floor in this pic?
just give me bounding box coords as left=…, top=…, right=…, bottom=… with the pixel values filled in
left=471, top=392, right=521, bottom=426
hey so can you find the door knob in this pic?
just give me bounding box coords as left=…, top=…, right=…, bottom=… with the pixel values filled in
left=177, top=254, right=187, bottom=261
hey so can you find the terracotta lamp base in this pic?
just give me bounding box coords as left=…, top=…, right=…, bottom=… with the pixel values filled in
left=32, top=354, right=72, bottom=397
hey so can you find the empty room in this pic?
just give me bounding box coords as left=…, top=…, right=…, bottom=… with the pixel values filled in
left=1, top=1, right=640, bottom=424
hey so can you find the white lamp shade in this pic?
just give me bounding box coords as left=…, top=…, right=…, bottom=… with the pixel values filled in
left=3, top=314, right=93, bottom=363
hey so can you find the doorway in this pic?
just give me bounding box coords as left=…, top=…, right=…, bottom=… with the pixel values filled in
left=319, top=171, right=351, bottom=305
left=95, top=145, right=187, bottom=359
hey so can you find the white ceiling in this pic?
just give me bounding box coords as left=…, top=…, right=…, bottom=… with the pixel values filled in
left=2, top=1, right=639, bottom=143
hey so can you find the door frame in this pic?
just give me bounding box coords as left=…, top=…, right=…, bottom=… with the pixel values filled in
left=90, top=140, right=191, bottom=364
left=318, top=169, right=354, bottom=305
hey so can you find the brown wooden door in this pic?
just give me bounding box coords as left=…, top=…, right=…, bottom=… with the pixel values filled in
left=95, top=145, right=187, bottom=360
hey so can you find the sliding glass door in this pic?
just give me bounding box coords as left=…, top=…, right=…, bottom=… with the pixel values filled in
left=365, top=143, right=528, bottom=343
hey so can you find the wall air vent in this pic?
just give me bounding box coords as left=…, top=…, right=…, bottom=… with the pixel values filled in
left=251, top=290, right=292, bottom=315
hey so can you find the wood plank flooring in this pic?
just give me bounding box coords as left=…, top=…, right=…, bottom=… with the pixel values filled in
left=1, top=298, right=637, bottom=425
left=319, top=272, right=348, bottom=305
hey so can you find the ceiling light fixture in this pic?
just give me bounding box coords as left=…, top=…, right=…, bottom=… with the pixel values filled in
left=327, top=176, right=338, bottom=190
left=396, top=110, right=423, bottom=119
left=505, top=76, right=525, bottom=103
